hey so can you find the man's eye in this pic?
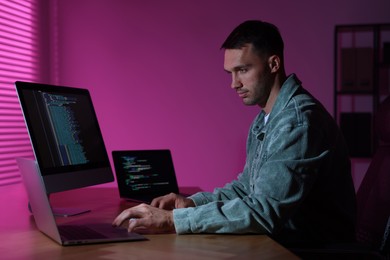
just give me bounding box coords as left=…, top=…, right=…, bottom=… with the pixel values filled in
left=239, top=68, right=248, bottom=73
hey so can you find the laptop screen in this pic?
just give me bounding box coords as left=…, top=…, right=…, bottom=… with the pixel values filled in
left=112, top=150, right=179, bottom=201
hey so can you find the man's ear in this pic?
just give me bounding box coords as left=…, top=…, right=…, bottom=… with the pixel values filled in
left=268, top=55, right=281, bottom=73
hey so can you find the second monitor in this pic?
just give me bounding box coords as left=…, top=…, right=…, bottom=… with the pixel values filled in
left=15, top=81, right=114, bottom=195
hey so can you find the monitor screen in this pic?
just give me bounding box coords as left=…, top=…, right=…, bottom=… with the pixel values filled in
left=15, top=81, right=114, bottom=194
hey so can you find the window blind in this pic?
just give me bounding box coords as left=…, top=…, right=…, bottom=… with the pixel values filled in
left=0, top=0, right=40, bottom=185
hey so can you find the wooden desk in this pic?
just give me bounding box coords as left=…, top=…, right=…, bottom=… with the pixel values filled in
left=0, top=183, right=298, bottom=259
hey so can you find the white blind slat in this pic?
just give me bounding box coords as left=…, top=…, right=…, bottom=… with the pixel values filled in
left=0, top=50, right=39, bottom=63
left=0, top=135, right=31, bottom=142
left=0, top=140, right=32, bottom=148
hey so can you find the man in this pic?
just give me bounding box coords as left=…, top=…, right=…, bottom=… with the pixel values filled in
left=113, top=20, right=357, bottom=248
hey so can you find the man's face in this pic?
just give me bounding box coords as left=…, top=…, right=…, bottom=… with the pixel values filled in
left=223, top=44, right=273, bottom=107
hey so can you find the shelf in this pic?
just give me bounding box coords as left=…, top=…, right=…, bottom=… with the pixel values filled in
left=334, top=23, right=390, bottom=158
left=336, top=90, right=375, bottom=95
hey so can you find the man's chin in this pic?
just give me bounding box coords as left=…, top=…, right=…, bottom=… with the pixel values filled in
left=242, top=98, right=256, bottom=106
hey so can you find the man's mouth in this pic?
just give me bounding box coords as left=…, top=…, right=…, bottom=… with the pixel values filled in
left=237, top=91, right=248, bottom=98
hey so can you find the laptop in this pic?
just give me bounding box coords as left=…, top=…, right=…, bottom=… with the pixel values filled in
left=17, top=157, right=147, bottom=246
left=112, top=150, right=187, bottom=202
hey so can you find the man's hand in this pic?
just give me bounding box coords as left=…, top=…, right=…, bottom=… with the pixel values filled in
left=112, top=203, right=175, bottom=233
left=151, top=193, right=196, bottom=210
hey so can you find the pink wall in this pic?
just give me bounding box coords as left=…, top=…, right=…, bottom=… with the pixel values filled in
left=49, top=0, right=390, bottom=192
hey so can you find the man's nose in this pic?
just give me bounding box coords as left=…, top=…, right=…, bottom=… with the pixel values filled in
left=231, top=74, right=242, bottom=89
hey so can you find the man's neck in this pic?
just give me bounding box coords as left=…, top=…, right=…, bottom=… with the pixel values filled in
left=263, top=72, right=287, bottom=114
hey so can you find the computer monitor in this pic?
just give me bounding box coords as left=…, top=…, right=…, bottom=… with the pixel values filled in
left=15, top=81, right=114, bottom=197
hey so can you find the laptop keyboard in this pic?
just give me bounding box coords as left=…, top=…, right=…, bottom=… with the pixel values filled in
left=58, top=225, right=107, bottom=240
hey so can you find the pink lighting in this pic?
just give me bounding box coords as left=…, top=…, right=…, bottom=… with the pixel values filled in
left=50, top=0, right=389, bottom=192
left=0, top=51, right=38, bottom=64
left=0, top=19, right=37, bottom=36
left=1, top=0, right=390, bottom=191
left=0, top=36, right=38, bottom=51
left=0, top=2, right=36, bottom=20
left=0, top=0, right=38, bottom=185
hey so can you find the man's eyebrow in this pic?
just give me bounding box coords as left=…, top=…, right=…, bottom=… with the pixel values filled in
left=224, top=65, right=250, bottom=73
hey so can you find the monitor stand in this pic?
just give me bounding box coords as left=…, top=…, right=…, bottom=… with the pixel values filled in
left=27, top=200, right=90, bottom=217
left=50, top=204, right=90, bottom=217
left=17, top=158, right=90, bottom=217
